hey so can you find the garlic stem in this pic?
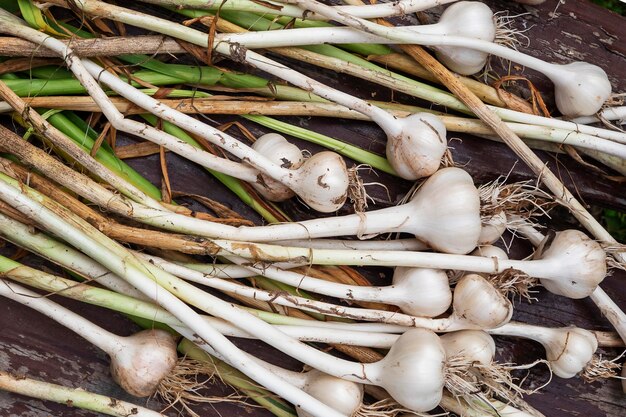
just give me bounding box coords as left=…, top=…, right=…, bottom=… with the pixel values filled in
left=0, top=211, right=142, bottom=298
left=0, top=371, right=164, bottom=417
left=141, top=0, right=458, bottom=20
left=0, top=254, right=410, bottom=339
left=140, top=252, right=482, bottom=328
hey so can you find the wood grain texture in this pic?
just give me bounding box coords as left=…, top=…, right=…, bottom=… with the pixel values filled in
left=0, top=0, right=625, bottom=416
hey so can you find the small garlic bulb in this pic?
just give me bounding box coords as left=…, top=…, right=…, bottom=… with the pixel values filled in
left=451, top=274, right=513, bottom=329
left=386, top=113, right=447, bottom=180
left=552, top=62, right=612, bottom=117
left=298, top=370, right=364, bottom=417
left=376, top=328, right=445, bottom=412
left=441, top=330, right=496, bottom=366
left=431, top=2, right=496, bottom=75
left=110, top=329, right=178, bottom=397
left=540, top=327, right=598, bottom=378
left=292, top=151, right=350, bottom=213
left=537, top=230, right=606, bottom=298
left=479, top=211, right=507, bottom=245
left=391, top=267, right=452, bottom=317
left=251, top=133, right=303, bottom=201
left=471, top=244, right=508, bottom=260
left=253, top=133, right=305, bottom=170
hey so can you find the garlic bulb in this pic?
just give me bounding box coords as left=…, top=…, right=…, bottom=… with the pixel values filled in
left=427, top=2, right=496, bottom=75
left=536, top=230, right=606, bottom=298
left=248, top=133, right=349, bottom=212
left=471, top=245, right=508, bottom=260
left=405, top=167, right=481, bottom=254
left=451, top=274, right=513, bottom=329
left=298, top=370, right=364, bottom=417
left=551, top=62, right=612, bottom=118
left=391, top=267, right=452, bottom=317
left=386, top=113, right=447, bottom=180
left=543, top=327, right=598, bottom=378
left=292, top=151, right=350, bottom=213
left=253, top=133, right=305, bottom=170
left=111, top=329, right=179, bottom=397
left=373, top=328, right=446, bottom=411
left=251, top=133, right=303, bottom=201
left=441, top=330, right=496, bottom=366
left=491, top=323, right=597, bottom=379
left=479, top=211, right=507, bottom=245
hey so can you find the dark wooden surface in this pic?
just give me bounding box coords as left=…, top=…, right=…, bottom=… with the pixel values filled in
left=1, top=0, right=626, bottom=416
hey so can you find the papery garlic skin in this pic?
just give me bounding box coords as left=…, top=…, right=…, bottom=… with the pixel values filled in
left=390, top=267, right=452, bottom=317
left=430, top=2, right=496, bottom=75
left=374, top=328, right=445, bottom=412
left=407, top=167, right=481, bottom=254
left=110, top=329, right=178, bottom=397
left=538, top=230, right=607, bottom=298
left=386, top=113, right=447, bottom=180
left=441, top=330, right=496, bottom=366
left=452, top=274, right=513, bottom=329
left=552, top=62, right=612, bottom=117
left=298, top=370, right=364, bottom=417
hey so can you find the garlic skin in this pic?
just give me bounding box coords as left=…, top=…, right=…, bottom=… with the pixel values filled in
left=298, top=370, right=364, bottom=417
left=386, top=113, right=447, bottom=180
left=479, top=211, right=507, bottom=245
left=110, top=329, right=178, bottom=397
left=390, top=267, right=452, bottom=317
left=375, top=328, right=445, bottom=412
left=440, top=330, right=496, bottom=366
left=451, top=274, right=513, bottom=329
left=407, top=167, right=481, bottom=254
left=431, top=2, right=496, bottom=75
left=538, top=230, right=606, bottom=298
left=541, top=327, right=598, bottom=378
left=292, top=151, right=349, bottom=213
left=552, top=62, right=612, bottom=117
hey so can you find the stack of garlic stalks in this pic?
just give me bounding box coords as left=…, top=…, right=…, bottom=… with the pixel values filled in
left=0, top=1, right=624, bottom=416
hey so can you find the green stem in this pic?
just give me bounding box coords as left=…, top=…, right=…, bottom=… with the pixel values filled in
left=0, top=371, right=163, bottom=417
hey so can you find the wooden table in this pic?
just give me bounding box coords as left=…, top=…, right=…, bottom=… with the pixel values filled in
left=1, top=0, right=625, bottom=416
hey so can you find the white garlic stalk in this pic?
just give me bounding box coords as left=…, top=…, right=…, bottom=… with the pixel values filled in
left=140, top=0, right=459, bottom=20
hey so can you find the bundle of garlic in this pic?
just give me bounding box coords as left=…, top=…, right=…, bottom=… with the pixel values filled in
left=0, top=1, right=624, bottom=417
